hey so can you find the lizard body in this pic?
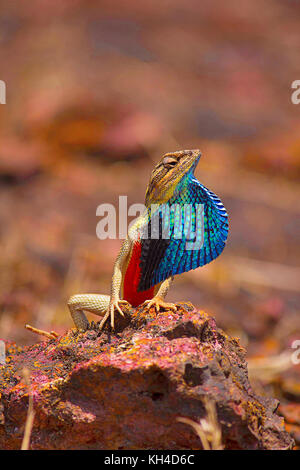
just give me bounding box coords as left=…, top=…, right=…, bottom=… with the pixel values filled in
left=68, top=149, right=228, bottom=330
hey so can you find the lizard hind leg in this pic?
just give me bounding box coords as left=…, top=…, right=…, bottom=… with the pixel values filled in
left=142, top=277, right=177, bottom=314
left=67, top=294, right=110, bottom=331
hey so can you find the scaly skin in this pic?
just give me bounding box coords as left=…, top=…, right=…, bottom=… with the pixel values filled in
left=67, top=149, right=228, bottom=330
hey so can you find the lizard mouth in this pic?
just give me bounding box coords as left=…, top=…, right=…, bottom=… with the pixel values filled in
left=172, top=149, right=202, bottom=180
left=185, top=149, right=201, bottom=174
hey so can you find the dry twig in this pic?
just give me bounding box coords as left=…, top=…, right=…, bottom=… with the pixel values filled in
left=21, top=368, right=35, bottom=450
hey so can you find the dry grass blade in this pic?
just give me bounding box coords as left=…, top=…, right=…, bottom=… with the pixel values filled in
left=177, top=398, right=223, bottom=450
left=25, top=324, right=59, bottom=340
left=248, top=351, right=293, bottom=382
left=21, top=368, right=35, bottom=450
left=188, top=255, right=300, bottom=293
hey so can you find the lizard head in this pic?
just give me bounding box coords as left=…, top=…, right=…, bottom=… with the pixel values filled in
left=145, top=149, right=201, bottom=206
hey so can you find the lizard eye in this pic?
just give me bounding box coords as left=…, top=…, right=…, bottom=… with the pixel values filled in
left=162, top=156, right=177, bottom=167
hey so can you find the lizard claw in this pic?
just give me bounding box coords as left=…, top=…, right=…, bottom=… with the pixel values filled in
left=142, top=297, right=177, bottom=314
left=99, top=299, right=131, bottom=330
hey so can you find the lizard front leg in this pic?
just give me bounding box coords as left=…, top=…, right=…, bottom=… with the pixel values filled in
left=142, top=276, right=177, bottom=313
left=67, top=238, right=132, bottom=331
left=98, top=237, right=132, bottom=330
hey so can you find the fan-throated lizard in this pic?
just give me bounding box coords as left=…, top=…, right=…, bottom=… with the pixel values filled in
left=67, top=149, right=228, bottom=331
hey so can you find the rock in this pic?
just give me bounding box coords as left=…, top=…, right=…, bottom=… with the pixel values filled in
left=0, top=303, right=294, bottom=450
left=279, top=403, right=300, bottom=448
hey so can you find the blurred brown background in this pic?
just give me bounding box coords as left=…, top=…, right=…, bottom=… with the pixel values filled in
left=0, top=0, right=299, bottom=441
